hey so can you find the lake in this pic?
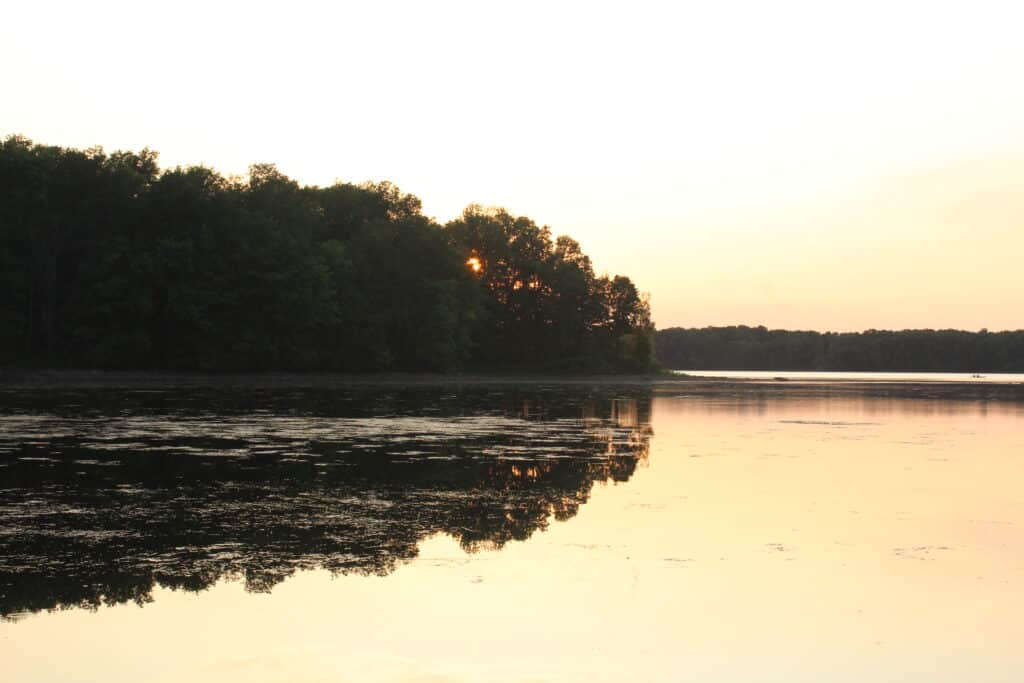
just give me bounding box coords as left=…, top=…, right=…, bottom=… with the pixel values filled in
left=1, top=378, right=1022, bottom=682
left=676, top=370, right=1024, bottom=383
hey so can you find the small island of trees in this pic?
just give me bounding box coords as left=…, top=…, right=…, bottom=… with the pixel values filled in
left=0, top=136, right=654, bottom=372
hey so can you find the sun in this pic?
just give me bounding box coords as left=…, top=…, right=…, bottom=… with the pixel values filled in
left=466, top=256, right=482, bottom=273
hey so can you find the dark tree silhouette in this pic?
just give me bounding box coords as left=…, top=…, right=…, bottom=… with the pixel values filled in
left=0, top=136, right=656, bottom=372
left=446, top=206, right=654, bottom=371
left=656, top=326, right=1024, bottom=372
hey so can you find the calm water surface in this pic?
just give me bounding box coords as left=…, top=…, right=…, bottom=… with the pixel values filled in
left=1, top=382, right=1022, bottom=682
left=677, top=369, right=1024, bottom=383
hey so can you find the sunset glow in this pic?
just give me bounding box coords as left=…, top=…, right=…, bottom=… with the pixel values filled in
left=3, top=0, right=1022, bottom=330
left=4, top=3, right=1024, bottom=682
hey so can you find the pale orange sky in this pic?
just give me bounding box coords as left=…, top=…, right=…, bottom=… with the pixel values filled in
left=3, top=1, right=1022, bottom=331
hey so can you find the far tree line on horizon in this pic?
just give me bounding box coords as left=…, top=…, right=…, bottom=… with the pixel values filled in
left=656, top=326, right=1024, bottom=373
left=0, top=136, right=655, bottom=372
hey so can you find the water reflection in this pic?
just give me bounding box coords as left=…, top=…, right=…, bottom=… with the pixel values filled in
left=3, top=384, right=1024, bottom=682
left=0, top=387, right=652, bottom=619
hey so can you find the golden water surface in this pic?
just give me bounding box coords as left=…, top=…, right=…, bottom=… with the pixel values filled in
left=2, top=388, right=1022, bottom=683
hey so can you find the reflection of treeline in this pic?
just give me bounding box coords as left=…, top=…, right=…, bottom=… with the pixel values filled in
left=0, top=387, right=652, bottom=618
left=0, top=137, right=654, bottom=372
left=656, top=326, right=1024, bottom=372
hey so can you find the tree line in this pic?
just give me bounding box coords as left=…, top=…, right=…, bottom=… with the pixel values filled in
left=0, top=136, right=654, bottom=372
left=656, top=326, right=1024, bottom=372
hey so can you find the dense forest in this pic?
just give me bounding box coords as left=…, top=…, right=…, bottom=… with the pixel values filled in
left=656, top=326, right=1024, bottom=372
left=0, top=136, right=654, bottom=372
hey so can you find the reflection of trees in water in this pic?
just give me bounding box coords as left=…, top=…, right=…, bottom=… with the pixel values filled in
left=0, top=387, right=652, bottom=619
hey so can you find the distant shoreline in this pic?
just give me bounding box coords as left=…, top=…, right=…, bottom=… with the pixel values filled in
left=656, top=326, right=1024, bottom=374
left=2, top=369, right=1023, bottom=401
left=0, top=369, right=677, bottom=388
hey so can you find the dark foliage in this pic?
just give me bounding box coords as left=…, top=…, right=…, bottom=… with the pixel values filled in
left=656, top=326, right=1024, bottom=372
left=0, top=137, right=654, bottom=372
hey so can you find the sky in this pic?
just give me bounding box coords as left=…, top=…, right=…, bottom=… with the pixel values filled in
left=3, top=0, right=1023, bottom=331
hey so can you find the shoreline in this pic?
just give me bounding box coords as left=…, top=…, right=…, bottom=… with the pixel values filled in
left=0, top=369, right=678, bottom=388
left=2, top=369, right=1023, bottom=401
